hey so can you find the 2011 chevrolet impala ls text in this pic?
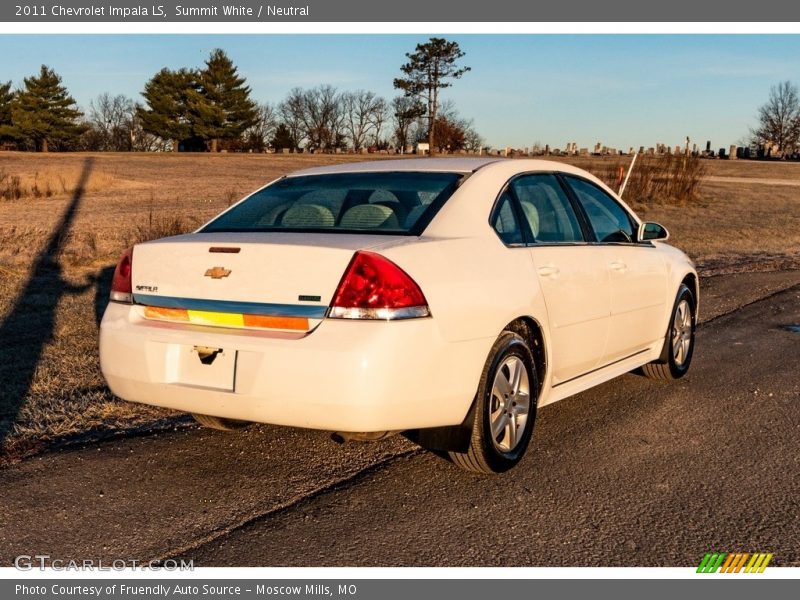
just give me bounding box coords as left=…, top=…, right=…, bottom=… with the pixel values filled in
left=99, top=158, right=698, bottom=474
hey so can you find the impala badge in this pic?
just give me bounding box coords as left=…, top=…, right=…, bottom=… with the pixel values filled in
left=204, top=266, right=232, bottom=279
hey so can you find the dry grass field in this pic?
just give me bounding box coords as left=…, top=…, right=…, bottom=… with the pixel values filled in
left=1, top=151, right=799, bottom=461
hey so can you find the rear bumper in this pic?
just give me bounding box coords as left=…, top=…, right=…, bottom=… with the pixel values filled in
left=99, top=302, right=489, bottom=432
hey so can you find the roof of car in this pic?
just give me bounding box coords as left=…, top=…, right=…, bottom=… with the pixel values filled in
left=285, top=157, right=593, bottom=178
left=286, top=157, right=506, bottom=176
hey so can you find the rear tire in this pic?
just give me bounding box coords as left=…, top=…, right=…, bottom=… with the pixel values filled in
left=449, top=331, right=538, bottom=474
left=641, top=283, right=696, bottom=380
left=192, top=413, right=250, bottom=431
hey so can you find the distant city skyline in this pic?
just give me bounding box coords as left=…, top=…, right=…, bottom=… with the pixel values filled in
left=1, top=34, right=799, bottom=149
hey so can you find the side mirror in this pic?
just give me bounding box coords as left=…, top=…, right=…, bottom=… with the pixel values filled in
left=638, top=221, right=669, bottom=242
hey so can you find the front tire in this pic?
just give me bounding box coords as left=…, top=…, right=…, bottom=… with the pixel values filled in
left=641, top=283, right=696, bottom=380
left=449, top=331, right=538, bottom=474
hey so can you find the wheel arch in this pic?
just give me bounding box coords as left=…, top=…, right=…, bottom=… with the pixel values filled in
left=503, top=316, right=547, bottom=404
left=405, top=313, right=548, bottom=454
left=655, top=271, right=699, bottom=364
left=681, top=271, right=699, bottom=317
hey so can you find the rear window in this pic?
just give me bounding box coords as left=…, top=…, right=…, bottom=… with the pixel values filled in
left=202, top=171, right=464, bottom=235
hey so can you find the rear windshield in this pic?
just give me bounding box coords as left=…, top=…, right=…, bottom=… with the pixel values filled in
left=202, top=171, right=463, bottom=235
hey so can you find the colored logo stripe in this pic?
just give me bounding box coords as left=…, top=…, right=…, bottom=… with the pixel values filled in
left=697, top=553, right=727, bottom=573
left=143, top=306, right=309, bottom=331
left=759, top=554, right=773, bottom=573
left=734, top=553, right=749, bottom=573
left=720, top=553, right=736, bottom=572
left=745, top=553, right=773, bottom=573
left=698, top=552, right=772, bottom=573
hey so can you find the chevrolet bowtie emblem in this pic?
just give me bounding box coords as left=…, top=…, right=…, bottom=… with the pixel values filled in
left=204, top=266, right=232, bottom=279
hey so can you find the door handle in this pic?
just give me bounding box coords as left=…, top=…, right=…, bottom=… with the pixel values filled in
left=610, top=260, right=627, bottom=272
left=537, top=264, right=560, bottom=278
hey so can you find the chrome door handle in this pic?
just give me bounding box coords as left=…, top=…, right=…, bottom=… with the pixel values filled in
left=537, top=264, right=560, bottom=278
left=610, top=260, right=627, bottom=272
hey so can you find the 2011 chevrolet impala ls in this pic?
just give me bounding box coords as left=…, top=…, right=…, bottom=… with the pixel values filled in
left=100, top=158, right=698, bottom=473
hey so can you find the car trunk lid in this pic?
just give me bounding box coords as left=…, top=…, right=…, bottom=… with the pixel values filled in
left=131, top=232, right=409, bottom=333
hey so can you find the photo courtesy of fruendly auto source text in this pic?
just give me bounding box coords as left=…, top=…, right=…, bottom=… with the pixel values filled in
left=0, top=1, right=798, bottom=598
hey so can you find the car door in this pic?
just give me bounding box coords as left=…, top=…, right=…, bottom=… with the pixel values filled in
left=505, top=174, right=612, bottom=385
left=563, top=175, right=668, bottom=362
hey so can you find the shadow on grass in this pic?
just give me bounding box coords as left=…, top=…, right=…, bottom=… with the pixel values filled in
left=94, top=265, right=115, bottom=328
left=0, top=158, right=94, bottom=447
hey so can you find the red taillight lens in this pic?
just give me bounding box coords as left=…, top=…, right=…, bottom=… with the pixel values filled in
left=110, top=246, right=133, bottom=303
left=329, top=251, right=430, bottom=320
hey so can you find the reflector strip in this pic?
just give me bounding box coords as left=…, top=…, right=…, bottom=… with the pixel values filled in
left=134, top=293, right=327, bottom=319
left=146, top=306, right=189, bottom=321
left=190, top=310, right=243, bottom=328
left=143, top=306, right=309, bottom=331
left=242, top=314, right=310, bottom=330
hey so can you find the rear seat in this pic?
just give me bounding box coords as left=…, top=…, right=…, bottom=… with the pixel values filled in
left=280, top=204, right=336, bottom=227
left=339, top=204, right=400, bottom=229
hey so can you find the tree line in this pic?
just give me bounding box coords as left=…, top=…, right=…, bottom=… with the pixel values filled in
left=0, top=39, right=482, bottom=155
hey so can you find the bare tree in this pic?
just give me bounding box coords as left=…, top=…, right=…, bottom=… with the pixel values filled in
left=391, top=95, right=425, bottom=152
left=88, top=93, right=136, bottom=151
left=410, top=114, right=428, bottom=145
left=342, top=91, right=389, bottom=152
left=279, top=87, right=305, bottom=151
left=461, top=120, right=484, bottom=153
left=437, top=99, right=459, bottom=122
left=243, top=102, right=277, bottom=152
left=752, top=80, right=800, bottom=156
left=300, top=85, right=343, bottom=152
left=342, top=90, right=379, bottom=152
left=368, top=96, right=389, bottom=148
left=80, top=96, right=163, bottom=152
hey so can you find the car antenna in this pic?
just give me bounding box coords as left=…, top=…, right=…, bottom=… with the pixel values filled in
left=618, top=151, right=638, bottom=199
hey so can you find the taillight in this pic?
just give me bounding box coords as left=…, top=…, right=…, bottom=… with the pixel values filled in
left=329, top=251, right=430, bottom=320
left=110, top=246, right=134, bottom=303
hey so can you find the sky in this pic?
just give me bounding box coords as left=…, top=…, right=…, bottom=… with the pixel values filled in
left=1, top=34, right=799, bottom=150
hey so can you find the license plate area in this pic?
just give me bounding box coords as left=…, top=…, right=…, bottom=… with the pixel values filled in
left=164, top=344, right=237, bottom=391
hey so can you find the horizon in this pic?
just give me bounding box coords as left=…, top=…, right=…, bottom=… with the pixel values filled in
left=1, top=34, right=800, bottom=150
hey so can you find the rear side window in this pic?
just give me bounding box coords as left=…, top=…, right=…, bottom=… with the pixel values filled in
left=203, top=171, right=463, bottom=235
left=565, top=176, right=636, bottom=243
left=510, top=174, right=584, bottom=243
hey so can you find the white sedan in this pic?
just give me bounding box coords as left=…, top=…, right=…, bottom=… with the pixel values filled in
left=100, top=158, right=698, bottom=474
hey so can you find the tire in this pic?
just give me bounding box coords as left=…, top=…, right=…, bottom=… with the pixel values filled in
left=192, top=413, right=250, bottom=431
left=449, top=331, right=538, bottom=474
left=641, top=283, right=696, bottom=380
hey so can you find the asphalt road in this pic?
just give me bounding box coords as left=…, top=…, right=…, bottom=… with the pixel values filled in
left=0, top=270, right=798, bottom=567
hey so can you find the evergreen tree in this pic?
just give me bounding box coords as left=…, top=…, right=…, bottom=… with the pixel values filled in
left=393, top=38, right=470, bottom=156
left=192, top=49, right=257, bottom=152
left=136, top=67, right=198, bottom=151
left=270, top=123, right=295, bottom=151
left=8, top=66, right=84, bottom=152
left=0, top=81, right=13, bottom=143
